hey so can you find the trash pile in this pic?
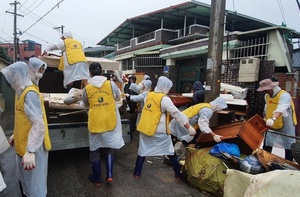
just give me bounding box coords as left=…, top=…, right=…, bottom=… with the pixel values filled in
left=176, top=114, right=300, bottom=197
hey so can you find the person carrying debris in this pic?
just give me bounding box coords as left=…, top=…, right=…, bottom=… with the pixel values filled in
left=125, top=79, right=152, bottom=127
left=2, top=62, right=51, bottom=197
left=133, top=76, right=196, bottom=179
left=80, top=62, right=124, bottom=186
left=124, top=75, right=139, bottom=129
left=257, top=78, right=297, bottom=161
left=45, top=31, right=89, bottom=91
left=130, top=74, right=151, bottom=93
left=169, top=97, right=228, bottom=145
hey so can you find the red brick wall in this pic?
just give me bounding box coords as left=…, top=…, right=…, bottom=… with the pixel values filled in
left=274, top=73, right=300, bottom=97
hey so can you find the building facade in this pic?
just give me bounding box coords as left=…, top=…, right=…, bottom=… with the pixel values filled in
left=0, top=39, right=42, bottom=61
left=97, top=0, right=300, bottom=120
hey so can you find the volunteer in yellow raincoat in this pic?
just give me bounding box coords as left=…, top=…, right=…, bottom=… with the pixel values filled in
left=46, top=31, right=89, bottom=91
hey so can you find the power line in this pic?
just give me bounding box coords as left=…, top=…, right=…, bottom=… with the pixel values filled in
left=277, top=0, right=286, bottom=24
left=21, top=0, right=65, bottom=36
left=20, top=0, right=46, bottom=16
left=17, top=0, right=29, bottom=11
left=0, top=36, right=12, bottom=43
left=20, top=0, right=38, bottom=15
left=0, top=27, right=13, bottom=39
left=19, top=5, right=57, bottom=28
left=18, top=29, right=54, bottom=45
left=296, top=0, right=300, bottom=11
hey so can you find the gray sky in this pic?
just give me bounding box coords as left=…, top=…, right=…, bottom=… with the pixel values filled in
left=1, top=0, right=300, bottom=50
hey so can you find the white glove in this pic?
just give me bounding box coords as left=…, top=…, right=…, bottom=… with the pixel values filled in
left=72, top=93, right=82, bottom=101
left=213, top=135, right=222, bottom=143
left=22, top=152, right=35, bottom=170
left=63, top=96, right=77, bottom=105
left=8, top=134, right=14, bottom=147
left=266, top=118, right=275, bottom=127
left=124, top=93, right=130, bottom=97
left=187, top=126, right=196, bottom=136
left=266, top=118, right=274, bottom=127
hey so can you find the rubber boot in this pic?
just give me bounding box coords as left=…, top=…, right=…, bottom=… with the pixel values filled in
left=285, top=149, right=293, bottom=161
left=133, top=155, right=145, bottom=179
left=105, top=153, right=114, bottom=182
left=88, top=160, right=101, bottom=186
left=168, top=155, right=181, bottom=179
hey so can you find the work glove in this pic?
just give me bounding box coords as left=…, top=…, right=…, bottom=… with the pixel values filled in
left=187, top=126, right=196, bottom=136
left=22, top=152, right=35, bottom=170
left=8, top=134, right=14, bottom=147
left=72, top=93, right=82, bottom=101
left=213, top=135, right=222, bottom=143
left=266, top=118, right=275, bottom=127
left=124, top=93, right=130, bottom=97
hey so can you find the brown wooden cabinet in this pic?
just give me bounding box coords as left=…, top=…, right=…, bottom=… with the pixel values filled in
left=197, top=114, right=267, bottom=155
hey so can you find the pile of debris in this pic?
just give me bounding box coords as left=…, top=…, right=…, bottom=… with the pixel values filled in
left=175, top=114, right=300, bottom=197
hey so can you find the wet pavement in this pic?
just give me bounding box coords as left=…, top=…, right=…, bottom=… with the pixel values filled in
left=0, top=109, right=210, bottom=197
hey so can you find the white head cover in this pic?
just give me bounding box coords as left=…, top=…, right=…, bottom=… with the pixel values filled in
left=154, top=76, right=172, bottom=94
left=28, top=57, right=47, bottom=85
left=143, top=74, right=150, bottom=80
left=2, top=62, right=32, bottom=96
left=210, top=97, right=228, bottom=112
left=143, top=80, right=152, bottom=91
left=62, top=31, right=73, bottom=39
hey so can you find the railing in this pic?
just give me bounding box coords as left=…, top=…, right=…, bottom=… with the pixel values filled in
left=230, top=37, right=269, bottom=62
left=137, top=31, right=155, bottom=43
left=117, top=40, right=131, bottom=50
left=116, top=24, right=210, bottom=53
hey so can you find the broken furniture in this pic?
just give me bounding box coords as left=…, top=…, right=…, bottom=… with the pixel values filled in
left=197, top=114, right=268, bottom=155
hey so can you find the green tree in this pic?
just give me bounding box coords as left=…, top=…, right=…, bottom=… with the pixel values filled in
left=0, top=47, right=12, bottom=63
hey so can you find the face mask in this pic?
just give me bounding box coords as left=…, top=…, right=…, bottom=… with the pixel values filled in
left=36, top=72, right=43, bottom=79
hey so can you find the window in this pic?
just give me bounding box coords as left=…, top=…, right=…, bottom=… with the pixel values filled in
left=28, top=43, right=35, bottom=51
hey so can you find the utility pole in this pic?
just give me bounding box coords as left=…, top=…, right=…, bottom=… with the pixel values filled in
left=54, top=25, right=65, bottom=34
left=205, top=0, right=226, bottom=102
left=6, top=1, right=23, bottom=62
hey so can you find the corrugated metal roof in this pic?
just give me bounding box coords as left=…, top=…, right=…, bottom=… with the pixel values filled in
left=97, top=0, right=277, bottom=46
left=84, top=46, right=114, bottom=53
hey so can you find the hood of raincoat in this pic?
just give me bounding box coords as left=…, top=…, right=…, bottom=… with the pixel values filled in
left=2, top=62, right=32, bottom=96
left=88, top=75, right=107, bottom=88
left=28, top=57, right=47, bottom=85
left=210, top=97, right=228, bottom=112
left=143, top=74, right=150, bottom=80
left=61, top=31, right=73, bottom=39
left=154, top=76, right=172, bottom=94
left=192, top=81, right=204, bottom=92
left=143, top=80, right=152, bottom=91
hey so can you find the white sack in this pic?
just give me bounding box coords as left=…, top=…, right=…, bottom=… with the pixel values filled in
left=0, top=126, right=9, bottom=154
left=224, top=169, right=300, bottom=197
left=0, top=171, right=6, bottom=192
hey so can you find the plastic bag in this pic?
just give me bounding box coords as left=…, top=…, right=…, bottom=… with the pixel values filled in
left=0, top=171, right=6, bottom=192
left=0, top=126, right=10, bottom=154
left=209, top=142, right=241, bottom=158
left=174, top=141, right=187, bottom=160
